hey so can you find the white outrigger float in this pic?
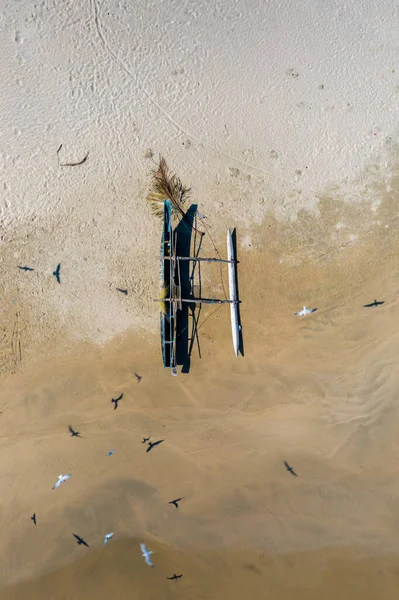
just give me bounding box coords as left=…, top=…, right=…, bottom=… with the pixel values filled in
left=227, top=228, right=239, bottom=358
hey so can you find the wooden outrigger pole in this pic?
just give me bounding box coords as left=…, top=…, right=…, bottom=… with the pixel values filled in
left=158, top=200, right=240, bottom=375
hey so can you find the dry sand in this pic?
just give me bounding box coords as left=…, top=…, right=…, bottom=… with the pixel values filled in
left=1, top=0, right=399, bottom=598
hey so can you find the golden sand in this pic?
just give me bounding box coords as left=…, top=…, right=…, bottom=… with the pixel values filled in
left=2, top=185, right=399, bottom=598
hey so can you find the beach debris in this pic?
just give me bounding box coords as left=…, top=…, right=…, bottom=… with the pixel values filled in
left=68, top=425, right=80, bottom=437
left=18, top=266, right=34, bottom=272
left=60, top=151, right=89, bottom=167
left=53, top=263, right=61, bottom=284
left=167, top=574, right=183, bottom=580
left=31, top=513, right=37, bottom=526
left=52, top=474, right=71, bottom=490
left=134, top=372, right=142, bottom=383
left=73, top=533, right=90, bottom=547
left=116, top=288, right=128, bottom=295
left=294, top=306, right=316, bottom=316
left=142, top=436, right=150, bottom=444
left=169, top=497, right=184, bottom=508
left=111, top=393, right=123, bottom=410
left=106, top=449, right=115, bottom=456
left=146, top=439, right=164, bottom=453
left=140, top=542, right=153, bottom=567
left=104, top=532, right=113, bottom=545
left=146, top=157, right=190, bottom=220
left=363, top=299, right=385, bottom=308
left=284, top=461, right=297, bottom=477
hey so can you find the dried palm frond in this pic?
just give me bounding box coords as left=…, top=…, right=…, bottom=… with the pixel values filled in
left=146, top=157, right=190, bottom=219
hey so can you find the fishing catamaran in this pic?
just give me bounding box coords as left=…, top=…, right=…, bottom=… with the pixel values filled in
left=147, top=158, right=241, bottom=376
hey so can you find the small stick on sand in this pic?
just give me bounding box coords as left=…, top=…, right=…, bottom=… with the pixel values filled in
left=60, top=152, right=89, bottom=167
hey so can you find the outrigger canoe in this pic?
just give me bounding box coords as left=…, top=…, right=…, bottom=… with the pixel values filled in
left=159, top=202, right=240, bottom=375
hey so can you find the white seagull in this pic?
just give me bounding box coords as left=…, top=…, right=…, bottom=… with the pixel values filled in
left=294, top=306, right=316, bottom=316
left=52, top=474, right=71, bottom=490
left=140, top=542, right=154, bottom=567
left=104, top=532, right=113, bottom=545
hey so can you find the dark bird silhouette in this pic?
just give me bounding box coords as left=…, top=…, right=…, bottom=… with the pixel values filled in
left=167, top=574, right=183, bottom=580
left=68, top=425, right=80, bottom=437
left=31, top=513, right=37, bottom=526
left=142, top=436, right=150, bottom=443
left=18, top=266, right=34, bottom=272
left=73, top=533, right=89, bottom=547
left=53, top=263, right=61, bottom=284
left=284, top=460, right=297, bottom=477
left=116, top=288, right=128, bottom=295
left=146, top=439, right=164, bottom=453
left=363, top=299, right=385, bottom=308
left=169, top=497, right=184, bottom=508
left=111, top=393, right=123, bottom=410
left=134, top=372, right=142, bottom=383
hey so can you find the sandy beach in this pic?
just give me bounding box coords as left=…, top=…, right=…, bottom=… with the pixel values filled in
left=1, top=0, right=399, bottom=598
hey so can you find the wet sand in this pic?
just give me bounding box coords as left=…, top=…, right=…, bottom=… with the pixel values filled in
left=2, top=186, right=399, bottom=597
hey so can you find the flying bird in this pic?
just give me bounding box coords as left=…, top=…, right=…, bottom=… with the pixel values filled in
left=18, top=266, right=34, bottom=272
left=53, top=263, right=61, bottom=284
left=104, top=532, right=113, bottom=545
left=140, top=542, right=153, bottom=567
left=146, top=439, right=164, bottom=453
left=111, top=393, right=123, bottom=410
left=284, top=461, right=297, bottom=477
left=363, top=299, right=385, bottom=308
left=31, top=513, right=37, bottom=526
left=167, top=574, right=183, bottom=580
left=116, top=288, right=128, bottom=295
left=142, top=436, right=150, bottom=444
left=169, top=497, right=184, bottom=508
left=68, top=425, right=80, bottom=437
left=134, top=372, right=142, bottom=383
left=73, top=533, right=90, bottom=547
left=106, top=449, right=115, bottom=456
left=52, top=473, right=71, bottom=489
left=294, top=306, right=317, bottom=316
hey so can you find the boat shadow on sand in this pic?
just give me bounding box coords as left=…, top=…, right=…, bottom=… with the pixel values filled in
left=174, top=205, right=243, bottom=374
